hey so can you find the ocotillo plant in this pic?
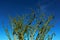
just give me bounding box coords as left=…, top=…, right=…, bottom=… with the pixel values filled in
left=2, top=10, right=55, bottom=40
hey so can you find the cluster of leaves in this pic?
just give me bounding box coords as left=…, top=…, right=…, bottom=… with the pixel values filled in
left=2, top=10, right=55, bottom=40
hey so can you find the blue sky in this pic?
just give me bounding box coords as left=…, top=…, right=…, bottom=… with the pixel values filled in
left=0, top=0, right=60, bottom=40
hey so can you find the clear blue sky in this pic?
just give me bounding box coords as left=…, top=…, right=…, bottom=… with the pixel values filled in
left=0, top=0, right=60, bottom=40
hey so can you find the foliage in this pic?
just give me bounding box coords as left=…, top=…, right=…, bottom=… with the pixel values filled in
left=2, top=9, right=55, bottom=40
